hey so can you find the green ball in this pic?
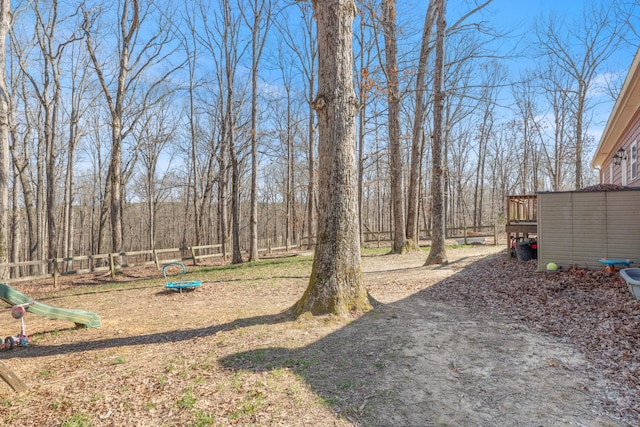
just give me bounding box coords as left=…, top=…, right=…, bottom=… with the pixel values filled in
left=547, top=262, right=558, bottom=271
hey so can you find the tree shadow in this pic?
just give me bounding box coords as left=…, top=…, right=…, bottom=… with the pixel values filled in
left=6, top=252, right=612, bottom=425
left=6, top=312, right=292, bottom=359
left=216, top=254, right=612, bottom=425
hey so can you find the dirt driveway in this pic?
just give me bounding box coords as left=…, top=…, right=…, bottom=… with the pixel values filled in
left=0, top=245, right=631, bottom=426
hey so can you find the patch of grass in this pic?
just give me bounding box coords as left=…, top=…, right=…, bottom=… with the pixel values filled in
left=317, top=395, right=340, bottom=406
left=111, top=355, right=127, bottom=365
left=269, top=367, right=287, bottom=379
left=337, top=379, right=354, bottom=390
left=61, top=413, right=92, bottom=427
left=232, top=371, right=245, bottom=391
left=50, top=398, right=71, bottom=411
left=251, top=349, right=265, bottom=363
left=176, top=386, right=197, bottom=410
left=38, top=369, right=56, bottom=378
left=283, top=357, right=310, bottom=371
left=28, top=334, right=43, bottom=344
left=230, top=390, right=264, bottom=420
left=287, top=384, right=300, bottom=397
left=190, top=410, right=215, bottom=426
left=198, top=360, right=212, bottom=370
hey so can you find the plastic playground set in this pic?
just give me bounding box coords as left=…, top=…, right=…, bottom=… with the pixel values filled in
left=0, top=261, right=201, bottom=392
left=0, top=283, right=102, bottom=392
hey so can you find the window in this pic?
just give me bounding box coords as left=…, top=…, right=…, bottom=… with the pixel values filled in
left=610, top=163, right=614, bottom=184
left=632, top=141, right=638, bottom=181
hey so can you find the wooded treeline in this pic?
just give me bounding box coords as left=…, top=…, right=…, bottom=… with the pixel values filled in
left=0, top=0, right=635, bottom=276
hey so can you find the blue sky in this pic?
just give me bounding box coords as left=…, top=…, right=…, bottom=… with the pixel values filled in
left=487, top=0, right=637, bottom=147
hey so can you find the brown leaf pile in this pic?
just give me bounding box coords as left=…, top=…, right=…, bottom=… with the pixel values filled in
left=578, top=184, right=630, bottom=191
left=427, top=255, right=640, bottom=420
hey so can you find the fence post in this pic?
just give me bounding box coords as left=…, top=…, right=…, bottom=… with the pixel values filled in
left=109, top=253, right=116, bottom=278
left=52, top=259, right=59, bottom=288
left=190, top=246, right=197, bottom=266
left=153, top=250, right=160, bottom=270
left=494, top=223, right=498, bottom=246
left=463, top=226, right=468, bottom=245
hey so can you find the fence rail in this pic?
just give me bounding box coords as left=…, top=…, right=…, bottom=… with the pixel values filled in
left=1, top=244, right=224, bottom=286
left=299, top=224, right=498, bottom=248
left=1, top=225, right=497, bottom=286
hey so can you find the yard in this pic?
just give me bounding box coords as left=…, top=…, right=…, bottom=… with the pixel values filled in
left=0, top=244, right=638, bottom=426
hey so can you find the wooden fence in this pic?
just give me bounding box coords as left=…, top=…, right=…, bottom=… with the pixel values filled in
left=299, top=224, right=498, bottom=248
left=1, top=224, right=497, bottom=286
left=0, top=244, right=224, bottom=286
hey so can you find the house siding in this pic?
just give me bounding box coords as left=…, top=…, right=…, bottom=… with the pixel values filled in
left=538, top=189, right=640, bottom=271
left=601, top=106, right=640, bottom=187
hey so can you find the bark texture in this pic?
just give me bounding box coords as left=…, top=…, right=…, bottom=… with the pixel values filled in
left=425, top=0, right=448, bottom=266
left=0, top=0, right=10, bottom=278
left=291, top=0, right=370, bottom=317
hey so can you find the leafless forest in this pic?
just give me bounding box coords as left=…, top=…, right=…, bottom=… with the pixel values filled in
left=0, top=0, right=636, bottom=274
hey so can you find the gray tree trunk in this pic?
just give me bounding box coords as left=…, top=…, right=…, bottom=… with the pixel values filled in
left=291, top=0, right=370, bottom=317
left=425, top=0, right=448, bottom=266
left=407, top=1, right=436, bottom=248
left=382, top=0, right=408, bottom=254
left=0, top=0, right=9, bottom=278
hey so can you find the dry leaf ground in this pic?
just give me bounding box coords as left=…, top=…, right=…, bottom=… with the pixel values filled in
left=0, top=244, right=637, bottom=426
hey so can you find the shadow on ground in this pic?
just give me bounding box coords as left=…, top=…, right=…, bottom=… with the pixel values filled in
left=217, top=254, right=620, bottom=426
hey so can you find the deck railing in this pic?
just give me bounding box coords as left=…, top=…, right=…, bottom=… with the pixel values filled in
left=507, top=195, right=537, bottom=223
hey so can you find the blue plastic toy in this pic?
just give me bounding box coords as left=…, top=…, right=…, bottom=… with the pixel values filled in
left=162, top=262, right=202, bottom=293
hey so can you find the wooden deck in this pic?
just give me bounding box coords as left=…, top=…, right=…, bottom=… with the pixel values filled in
left=506, top=195, right=537, bottom=254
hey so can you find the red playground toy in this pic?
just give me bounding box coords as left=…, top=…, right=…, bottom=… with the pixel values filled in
left=2, top=302, right=34, bottom=350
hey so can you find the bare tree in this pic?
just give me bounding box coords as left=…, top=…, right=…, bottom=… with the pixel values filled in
left=62, top=42, right=96, bottom=264
left=472, top=61, right=502, bottom=227
left=406, top=1, right=436, bottom=248
left=133, top=96, right=178, bottom=248
left=83, top=0, right=181, bottom=254
left=534, top=1, right=629, bottom=189
left=241, top=0, right=272, bottom=261
left=381, top=0, right=408, bottom=254
left=7, top=51, right=39, bottom=264
left=424, top=0, right=447, bottom=266
left=291, top=0, right=370, bottom=317
left=0, top=0, right=10, bottom=278
left=274, top=2, right=317, bottom=247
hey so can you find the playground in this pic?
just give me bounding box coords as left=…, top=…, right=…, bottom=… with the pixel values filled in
left=0, top=245, right=637, bottom=425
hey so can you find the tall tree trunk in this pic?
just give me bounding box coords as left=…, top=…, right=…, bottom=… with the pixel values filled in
left=425, top=0, right=448, bottom=266
left=306, top=69, right=317, bottom=250
left=291, top=0, right=370, bottom=317
left=382, top=0, right=407, bottom=254
left=407, top=1, right=435, bottom=249
left=249, top=21, right=260, bottom=260
left=246, top=0, right=271, bottom=261
left=0, top=0, right=10, bottom=278
left=230, top=141, right=242, bottom=264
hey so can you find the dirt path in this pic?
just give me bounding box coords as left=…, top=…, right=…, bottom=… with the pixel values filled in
left=0, top=245, right=629, bottom=426
left=332, top=247, right=621, bottom=426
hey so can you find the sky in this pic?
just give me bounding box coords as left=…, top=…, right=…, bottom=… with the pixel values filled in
left=486, top=0, right=638, bottom=152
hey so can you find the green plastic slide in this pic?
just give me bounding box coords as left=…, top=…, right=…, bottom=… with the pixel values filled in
left=0, top=283, right=101, bottom=328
